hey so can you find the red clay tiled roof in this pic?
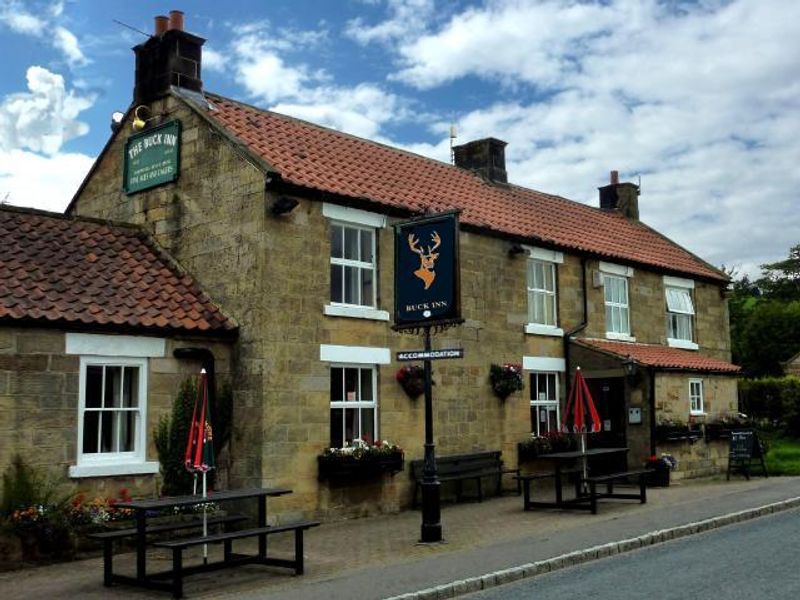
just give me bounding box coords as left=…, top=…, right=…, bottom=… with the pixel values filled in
left=203, top=92, right=726, bottom=283
left=576, top=338, right=740, bottom=373
left=0, top=206, right=237, bottom=336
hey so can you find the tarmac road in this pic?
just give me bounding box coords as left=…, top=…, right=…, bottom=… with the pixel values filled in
left=466, top=506, right=800, bottom=600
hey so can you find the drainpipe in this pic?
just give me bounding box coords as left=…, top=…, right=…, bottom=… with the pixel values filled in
left=649, top=369, right=657, bottom=455
left=563, top=258, right=589, bottom=387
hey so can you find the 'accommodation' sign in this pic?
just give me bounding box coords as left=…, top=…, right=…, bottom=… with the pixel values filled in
left=123, top=120, right=181, bottom=194
left=393, top=211, right=462, bottom=329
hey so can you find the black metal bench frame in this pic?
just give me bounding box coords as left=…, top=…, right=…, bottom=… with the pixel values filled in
left=409, top=450, right=514, bottom=508
left=152, top=520, right=320, bottom=598
left=582, top=469, right=648, bottom=515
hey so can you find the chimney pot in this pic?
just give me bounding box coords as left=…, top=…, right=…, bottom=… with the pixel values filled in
left=154, top=15, right=169, bottom=36
left=168, top=10, right=185, bottom=31
left=610, top=170, right=619, bottom=185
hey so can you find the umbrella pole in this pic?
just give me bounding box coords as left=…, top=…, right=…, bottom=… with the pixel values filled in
left=580, top=433, right=588, bottom=495
left=202, top=470, right=208, bottom=564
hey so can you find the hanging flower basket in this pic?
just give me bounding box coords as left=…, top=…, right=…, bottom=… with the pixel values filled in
left=318, top=439, right=405, bottom=481
left=489, top=363, right=524, bottom=400
left=395, top=365, right=426, bottom=399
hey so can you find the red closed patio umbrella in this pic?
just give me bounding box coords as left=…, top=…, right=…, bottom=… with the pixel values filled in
left=184, top=369, right=215, bottom=562
left=561, top=367, right=601, bottom=487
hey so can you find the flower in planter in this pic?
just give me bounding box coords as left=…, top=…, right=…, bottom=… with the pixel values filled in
left=489, top=363, right=524, bottom=400
left=395, top=365, right=427, bottom=399
left=318, top=439, right=405, bottom=479
left=645, top=454, right=678, bottom=471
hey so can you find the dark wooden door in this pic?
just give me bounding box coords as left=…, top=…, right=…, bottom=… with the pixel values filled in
left=586, top=377, right=627, bottom=473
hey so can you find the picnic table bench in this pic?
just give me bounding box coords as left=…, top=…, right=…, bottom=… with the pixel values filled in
left=582, top=469, right=648, bottom=514
left=410, top=450, right=517, bottom=507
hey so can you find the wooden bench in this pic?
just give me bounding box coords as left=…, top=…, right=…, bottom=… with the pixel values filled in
left=410, top=450, right=515, bottom=508
left=152, top=519, right=320, bottom=598
left=583, top=470, right=648, bottom=514
left=514, top=468, right=582, bottom=511
left=87, top=514, right=248, bottom=587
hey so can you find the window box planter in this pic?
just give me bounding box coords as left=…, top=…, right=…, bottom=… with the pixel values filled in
left=518, top=433, right=577, bottom=462
left=317, top=440, right=405, bottom=481
left=655, top=424, right=703, bottom=444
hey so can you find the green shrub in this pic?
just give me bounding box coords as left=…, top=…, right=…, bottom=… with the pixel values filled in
left=1, top=455, right=57, bottom=515
left=739, top=376, right=800, bottom=436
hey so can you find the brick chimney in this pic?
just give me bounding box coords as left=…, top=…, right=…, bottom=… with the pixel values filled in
left=453, top=138, right=508, bottom=184
left=599, top=170, right=639, bottom=220
left=133, top=10, right=205, bottom=105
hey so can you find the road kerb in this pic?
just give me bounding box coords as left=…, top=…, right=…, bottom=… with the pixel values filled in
left=383, top=496, right=800, bottom=600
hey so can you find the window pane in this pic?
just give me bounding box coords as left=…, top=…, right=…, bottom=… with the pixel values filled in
left=360, top=368, right=373, bottom=401
left=544, top=263, right=555, bottom=292
left=604, top=278, right=614, bottom=302
left=362, top=267, right=374, bottom=307
left=530, top=405, right=537, bottom=432
left=360, top=408, right=375, bottom=443
left=344, top=368, right=358, bottom=401
left=620, top=306, right=629, bottom=334
left=330, top=408, right=343, bottom=448
left=122, top=367, right=139, bottom=407
left=344, top=266, right=358, bottom=304
left=360, top=230, right=374, bottom=263
left=532, top=293, right=543, bottom=323
left=330, top=264, right=343, bottom=303
left=86, top=366, right=103, bottom=408
left=100, top=411, right=114, bottom=452
left=344, top=227, right=359, bottom=260
left=330, top=225, right=343, bottom=259
left=345, top=408, right=358, bottom=442
left=533, top=262, right=543, bottom=288
left=544, top=294, right=555, bottom=326
left=547, top=406, right=558, bottom=432
left=330, top=368, right=343, bottom=402
left=83, top=412, right=99, bottom=453
left=119, top=412, right=136, bottom=452
left=104, top=366, right=122, bottom=408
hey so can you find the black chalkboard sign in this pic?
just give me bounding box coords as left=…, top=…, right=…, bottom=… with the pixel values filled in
left=729, top=430, right=754, bottom=460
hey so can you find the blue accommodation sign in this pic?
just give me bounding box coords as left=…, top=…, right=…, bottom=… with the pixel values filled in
left=123, top=120, right=181, bottom=194
left=394, top=211, right=462, bottom=330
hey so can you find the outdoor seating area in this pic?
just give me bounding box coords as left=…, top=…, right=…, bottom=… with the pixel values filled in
left=89, top=487, right=319, bottom=599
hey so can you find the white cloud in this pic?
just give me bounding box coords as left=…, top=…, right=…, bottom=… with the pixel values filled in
left=53, top=25, right=87, bottom=66
left=0, top=66, right=93, bottom=156
left=0, top=2, right=45, bottom=35
left=346, top=0, right=435, bottom=45
left=365, top=0, right=800, bottom=275
left=202, top=46, right=226, bottom=72
left=0, top=149, right=94, bottom=211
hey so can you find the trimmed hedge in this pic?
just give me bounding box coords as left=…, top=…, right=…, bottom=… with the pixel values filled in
left=739, top=376, right=800, bottom=436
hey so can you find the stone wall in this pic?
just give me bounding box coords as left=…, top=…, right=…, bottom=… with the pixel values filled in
left=68, top=93, right=736, bottom=519
left=0, top=326, right=232, bottom=500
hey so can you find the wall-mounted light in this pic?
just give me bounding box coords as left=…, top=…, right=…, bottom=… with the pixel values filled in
left=271, top=195, right=299, bottom=216
left=131, top=105, right=155, bottom=131
left=622, top=355, right=638, bottom=379
left=508, top=243, right=526, bottom=258
left=110, top=111, right=125, bottom=133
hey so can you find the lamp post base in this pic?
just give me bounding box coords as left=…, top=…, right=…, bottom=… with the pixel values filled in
left=419, top=480, right=442, bottom=543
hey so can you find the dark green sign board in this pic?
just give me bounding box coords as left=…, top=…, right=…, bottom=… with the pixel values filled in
left=393, top=211, right=463, bottom=330
left=123, top=120, right=181, bottom=194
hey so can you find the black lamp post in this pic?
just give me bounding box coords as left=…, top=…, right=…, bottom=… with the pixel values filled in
left=420, top=325, right=442, bottom=542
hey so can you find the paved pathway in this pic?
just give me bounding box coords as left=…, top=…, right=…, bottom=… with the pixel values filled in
left=1, top=476, right=798, bottom=599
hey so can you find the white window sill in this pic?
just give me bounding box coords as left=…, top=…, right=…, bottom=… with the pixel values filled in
left=668, top=338, right=699, bottom=351
left=524, top=323, right=564, bottom=337
left=324, top=304, right=390, bottom=321
left=69, top=461, right=160, bottom=478
left=605, top=332, right=636, bottom=342
left=690, top=411, right=706, bottom=417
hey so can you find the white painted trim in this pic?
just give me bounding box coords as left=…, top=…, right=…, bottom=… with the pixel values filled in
left=605, top=332, right=637, bottom=342
left=522, top=356, right=566, bottom=372
left=323, top=203, right=386, bottom=228
left=324, top=304, right=390, bottom=321
left=599, top=261, right=634, bottom=277
left=69, top=461, right=160, bottom=478
left=66, top=333, right=166, bottom=358
left=522, top=246, right=564, bottom=264
left=320, top=344, right=391, bottom=365
left=524, top=323, right=565, bottom=337
left=668, top=338, right=699, bottom=351
left=663, top=275, right=695, bottom=289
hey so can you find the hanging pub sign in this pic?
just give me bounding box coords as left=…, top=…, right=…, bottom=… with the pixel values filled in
left=393, top=211, right=462, bottom=330
left=123, top=120, right=181, bottom=194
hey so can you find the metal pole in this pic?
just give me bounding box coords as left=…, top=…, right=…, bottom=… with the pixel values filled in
left=420, top=326, right=442, bottom=542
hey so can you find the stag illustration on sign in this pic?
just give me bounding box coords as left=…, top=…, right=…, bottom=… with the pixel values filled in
left=408, top=231, right=441, bottom=290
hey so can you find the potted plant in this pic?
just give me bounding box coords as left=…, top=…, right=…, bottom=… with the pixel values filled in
left=395, top=365, right=426, bottom=399
left=489, top=363, right=524, bottom=400
left=644, top=454, right=677, bottom=487
left=317, top=439, right=404, bottom=480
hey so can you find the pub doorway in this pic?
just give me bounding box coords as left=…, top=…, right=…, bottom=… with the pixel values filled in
left=586, top=377, right=628, bottom=473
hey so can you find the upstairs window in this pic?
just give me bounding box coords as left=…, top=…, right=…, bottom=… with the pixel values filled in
left=666, top=287, right=694, bottom=341
left=527, top=260, right=557, bottom=327
left=604, top=274, right=630, bottom=336
left=330, top=223, right=376, bottom=308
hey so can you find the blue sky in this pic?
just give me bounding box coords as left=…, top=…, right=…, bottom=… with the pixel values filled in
left=1, top=0, right=798, bottom=277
